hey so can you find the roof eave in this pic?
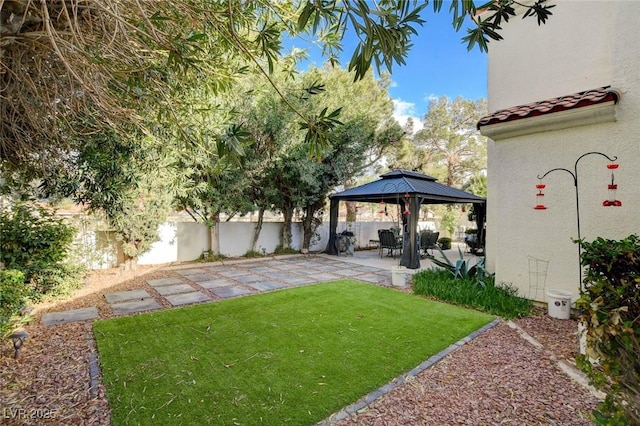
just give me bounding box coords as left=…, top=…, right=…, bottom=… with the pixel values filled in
left=478, top=100, right=618, bottom=140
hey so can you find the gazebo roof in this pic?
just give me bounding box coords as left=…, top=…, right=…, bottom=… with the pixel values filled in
left=330, top=170, right=485, bottom=204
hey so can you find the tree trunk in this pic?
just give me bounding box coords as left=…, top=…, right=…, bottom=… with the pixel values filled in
left=345, top=201, right=357, bottom=222
left=302, top=199, right=324, bottom=250
left=208, top=212, right=220, bottom=255
left=281, top=205, right=293, bottom=249
left=252, top=207, right=265, bottom=252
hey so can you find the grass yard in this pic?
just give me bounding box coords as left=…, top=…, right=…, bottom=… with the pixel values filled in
left=94, top=280, right=494, bottom=425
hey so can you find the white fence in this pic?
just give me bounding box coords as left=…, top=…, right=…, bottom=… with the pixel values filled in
left=72, top=219, right=445, bottom=268
left=136, top=220, right=401, bottom=265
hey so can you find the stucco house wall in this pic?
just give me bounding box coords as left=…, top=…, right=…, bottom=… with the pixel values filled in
left=481, top=1, right=640, bottom=302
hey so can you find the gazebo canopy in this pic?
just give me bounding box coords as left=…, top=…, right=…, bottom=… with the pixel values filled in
left=330, top=169, right=486, bottom=205
left=326, top=170, right=486, bottom=269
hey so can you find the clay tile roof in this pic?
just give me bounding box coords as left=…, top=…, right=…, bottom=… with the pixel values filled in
left=477, top=86, right=621, bottom=128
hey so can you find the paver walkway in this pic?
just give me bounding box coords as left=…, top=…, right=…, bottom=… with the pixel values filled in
left=41, top=255, right=394, bottom=325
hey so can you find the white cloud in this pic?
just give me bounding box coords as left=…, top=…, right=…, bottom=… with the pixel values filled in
left=424, top=93, right=439, bottom=103
left=392, top=99, right=423, bottom=133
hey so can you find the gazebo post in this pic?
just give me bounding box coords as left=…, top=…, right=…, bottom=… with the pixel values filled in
left=473, top=202, right=486, bottom=255
left=325, top=197, right=340, bottom=255
left=400, top=195, right=421, bottom=269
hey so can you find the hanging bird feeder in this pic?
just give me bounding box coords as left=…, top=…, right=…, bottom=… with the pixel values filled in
left=534, top=183, right=547, bottom=210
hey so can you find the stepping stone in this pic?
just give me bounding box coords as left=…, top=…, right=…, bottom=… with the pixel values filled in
left=147, top=277, right=183, bottom=287
left=105, top=290, right=150, bottom=304
left=333, top=269, right=361, bottom=277
left=282, top=277, right=316, bottom=286
left=309, top=273, right=341, bottom=281
left=266, top=261, right=288, bottom=267
left=250, top=267, right=277, bottom=274
left=240, top=262, right=264, bottom=268
left=234, top=275, right=263, bottom=284
left=111, top=299, right=161, bottom=316
left=185, top=274, right=218, bottom=283
left=263, top=272, right=291, bottom=280
left=198, top=279, right=234, bottom=289
left=176, top=268, right=208, bottom=276
left=219, top=270, right=251, bottom=278
left=155, top=283, right=195, bottom=296
left=248, top=281, right=286, bottom=292
left=356, top=266, right=385, bottom=273
left=165, top=292, right=212, bottom=306
left=42, top=307, right=99, bottom=326
left=211, top=286, right=253, bottom=299
left=207, top=266, right=235, bottom=273
left=315, top=265, right=340, bottom=272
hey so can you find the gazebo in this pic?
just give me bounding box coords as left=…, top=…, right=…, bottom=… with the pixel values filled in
left=325, top=170, right=486, bottom=269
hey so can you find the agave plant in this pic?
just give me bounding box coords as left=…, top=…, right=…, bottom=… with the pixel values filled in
left=429, top=247, right=493, bottom=287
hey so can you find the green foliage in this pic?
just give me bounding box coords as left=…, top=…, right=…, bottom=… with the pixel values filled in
left=576, top=235, right=640, bottom=425
left=460, top=0, right=555, bottom=52
left=2, top=0, right=553, bottom=178
left=198, top=251, right=227, bottom=263
left=274, top=245, right=298, bottom=255
left=392, top=97, right=488, bottom=188
left=110, top=191, right=173, bottom=260
left=430, top=246, right=491, bottom=285
left=244, top=250, right=263, bottom=258
left=0, top=202, right=75, bottom=271
left=0, top=202, right=82, bottom=301
left=438, top=237, right=452, bottom=250
left=413, top=268, right=532, bottom=319
left=0, top=270, right=28, bottom=336
left=27, top=264, right=84, bottom=303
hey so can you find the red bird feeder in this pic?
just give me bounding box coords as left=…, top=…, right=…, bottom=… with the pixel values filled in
left=603, top=169, right=622, bottom=207
left=534, top=183, right=547, bottom=210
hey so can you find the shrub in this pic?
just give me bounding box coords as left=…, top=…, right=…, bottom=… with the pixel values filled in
left=0, top=201, right=83, bottom=301
left=28, top=264, right=84, bottom=302
left=413, top=268, right=532, bottom=319
left=430, top=247, right=492, bottom=286
left=274, top=245, right=298, bottom=255
left=576, top=235, right=640, bottom=425
left=198, top=251, right=226, bottom=262
left=0, top=270, right=28, bottom=336
left=438, top=237, right=452, bottom=250
left=244, top=250, right=263, bottom=258
left=0, top=202, right=75, bottom=272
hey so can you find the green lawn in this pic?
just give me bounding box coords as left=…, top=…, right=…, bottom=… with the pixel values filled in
left=94, top=280, right=494, bottom=425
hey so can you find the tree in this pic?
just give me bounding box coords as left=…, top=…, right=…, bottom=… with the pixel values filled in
left=39, top=126, right=177, bottom=264
left=237, top=65, right=402, bottom=250
left=1, top=0, right=554, bottom=175
left=411, top=96, right=488, bottom=187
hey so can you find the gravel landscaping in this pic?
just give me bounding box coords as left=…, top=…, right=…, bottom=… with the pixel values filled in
left=0, top=262, right=599, bottom=425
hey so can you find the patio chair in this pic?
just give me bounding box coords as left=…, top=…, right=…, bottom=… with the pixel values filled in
left=378, top=229, right=402, bottom=258
left=420, top=231, right=440, bottom=257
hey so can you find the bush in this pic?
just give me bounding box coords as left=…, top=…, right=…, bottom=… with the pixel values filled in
left=244, top=250, right=263, bottom=258
left=413, top=268, right=532, bottom=319
left=28, top=264, right=84, bottom=302
left=429, top=246, right=492, bottom=286
left=438, top=237, right=452, bottom=250
left=0, top=202, right=83, bottom=301
left=274, top=246, right=298, bottom=255
left=0, top=202, right=74, bottom=271
left=0, top=270, right=28, bottom=336
left=576, top=235, right=640, bottom=425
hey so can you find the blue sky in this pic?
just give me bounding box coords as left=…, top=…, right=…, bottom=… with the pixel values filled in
left=287, top=7, right=487, bottom=129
